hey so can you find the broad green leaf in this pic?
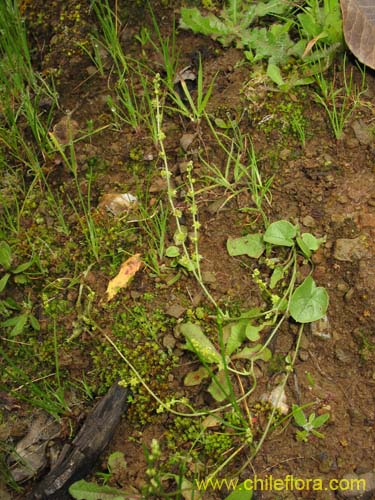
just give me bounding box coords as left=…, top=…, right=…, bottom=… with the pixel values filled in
left=227, top=234, right=265, bottom=258
left=270, top=266, right=284, bottom=289
left=296, top=236, right=311, bottom=258
left=225, top=321, right=247, bottom=357
left=165, top=246, right=180, bottom=258
left=29, top=315, right=40, bottom=331
left=267, top=63, right=284, bottom=86
left=224, top=483, right=253, bottom=500
left=245, top=323, right=262, bottom=342
left=2, top=313, right=28, bottom=337
left=0, top=273, right=10, bottom=292
left=13, top=260, right=34, bottom=274
left=290, top=276, right=329, bottom=323
left=69, top=479, right=129, bottom=500
left=292, top=404, right=308, bottom=427
left=232, top=344, right=271, bottom=362
left=312, top=413, right=330, bottom=429
left=214, top=117, right=231, bottom=129
left=263, top=221, right=297, bottom=247
left=180, top=322, right=222, bottom=364
left=301, top=232, right=325, bottom=251
left=184, top=366, right=210, bottom=386
left=207, top=369, right=230, bottom=402
left=0, top=241, right=12, bottom=270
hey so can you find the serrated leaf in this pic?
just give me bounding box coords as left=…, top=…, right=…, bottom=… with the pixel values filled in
left=69, top=479, right=131, bottom=500
left=290, top=276, right=329, bottom=323
left=184, top=366, right=210, bottom=386
left=180, top=322, right=222, bottom=364
left=263, top=221, right=297, bottom=247
left=0, top=241, right=12, bottom=269
left=180, top=8, right=231, bottom=39
left=227, top=234, right=265, bottom=258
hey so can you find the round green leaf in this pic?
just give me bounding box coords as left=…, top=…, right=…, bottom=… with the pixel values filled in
left=290, top=276, right=329, bottom=323
left=263, top=221, right=297, bottom=247
left=165, top=246, right=180, bottom=258
left=227, top=234, right=265, bottom=258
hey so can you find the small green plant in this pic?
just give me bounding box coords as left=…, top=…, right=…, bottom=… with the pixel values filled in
left=0, top=241, right=40, bottom=336
left=292, top=404, right=330, bottom=442
left=314, top=57, right=366, bottom=139
left=180, top=0, right=344, bottom=89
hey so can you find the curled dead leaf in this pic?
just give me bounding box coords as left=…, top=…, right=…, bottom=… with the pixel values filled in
left=106, top=254, right=142, bottom=301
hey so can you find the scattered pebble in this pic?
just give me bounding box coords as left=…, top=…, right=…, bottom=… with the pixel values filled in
left=165, top=303, right=186, bottom=318
left=202, top=271, right=217, bottom=284
left=301, top=215, right=316, bottom=228
left=180, top=133, right=197, bottom=152
left=335, top=348, right=351, bottom=364
left=351, top=119, right=373, bottom=146
left=310, top=314, right=331, bottom=340
left=162, top=334, right=177, bottom=350
left=333, top=237, right=368, bottom=262
left=98, top=193, right=138, bottom=216
left=338, top=471, right=375, bottom=498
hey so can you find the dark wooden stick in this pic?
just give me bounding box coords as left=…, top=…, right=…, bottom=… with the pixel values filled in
left=30, top=382, right=130, bottom=500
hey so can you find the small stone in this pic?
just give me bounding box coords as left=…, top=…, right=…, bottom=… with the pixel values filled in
left=165, top=304, right=185, bottom=318
left=338, top=471, right=375, bottom=498
left=337, top=280, right=350, bottom=293
left=344, top=288, right=354, bottom=302
left=202, top=271, right=217, bottom=284
left=301, top=215, right=316, bottom=228
left=352, top=119, right=373, bottom=145
left=180, top=133, right=197, bottom=152
left=333, top=237, right=368, bottom=262
left=311, top=314, right=331, bottom=340
left=335, top=348, right=351, bottom=364
left=279, top=148, right=291, bottom=160
left=360, top=213, right=375, bottom=228
left=149, top=176, right=168, bottom=193
left=162, top=334, right=177, bottom=350
left=299, top=349, right=309, bottom=361
left=207, top=197, right=228, bottom=214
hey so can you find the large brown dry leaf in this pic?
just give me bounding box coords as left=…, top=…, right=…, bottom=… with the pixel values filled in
left=106, top=254, right=142, bottom=301
left=340, top=0, right=375, bottom=69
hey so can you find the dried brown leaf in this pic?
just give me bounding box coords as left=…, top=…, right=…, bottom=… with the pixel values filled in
left=106, top=254, right=142, bottom=301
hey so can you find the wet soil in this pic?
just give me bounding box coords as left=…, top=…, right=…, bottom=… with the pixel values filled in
left=1, top=1, right=375, bottom=499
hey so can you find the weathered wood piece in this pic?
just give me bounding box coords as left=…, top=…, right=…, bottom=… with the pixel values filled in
left=340, top=0, right=375, bottom=69
left=30, top=382, right=130, bottom=500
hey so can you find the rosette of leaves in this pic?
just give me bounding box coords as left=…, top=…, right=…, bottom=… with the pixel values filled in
left=180, top=320, right=271, bottom=402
